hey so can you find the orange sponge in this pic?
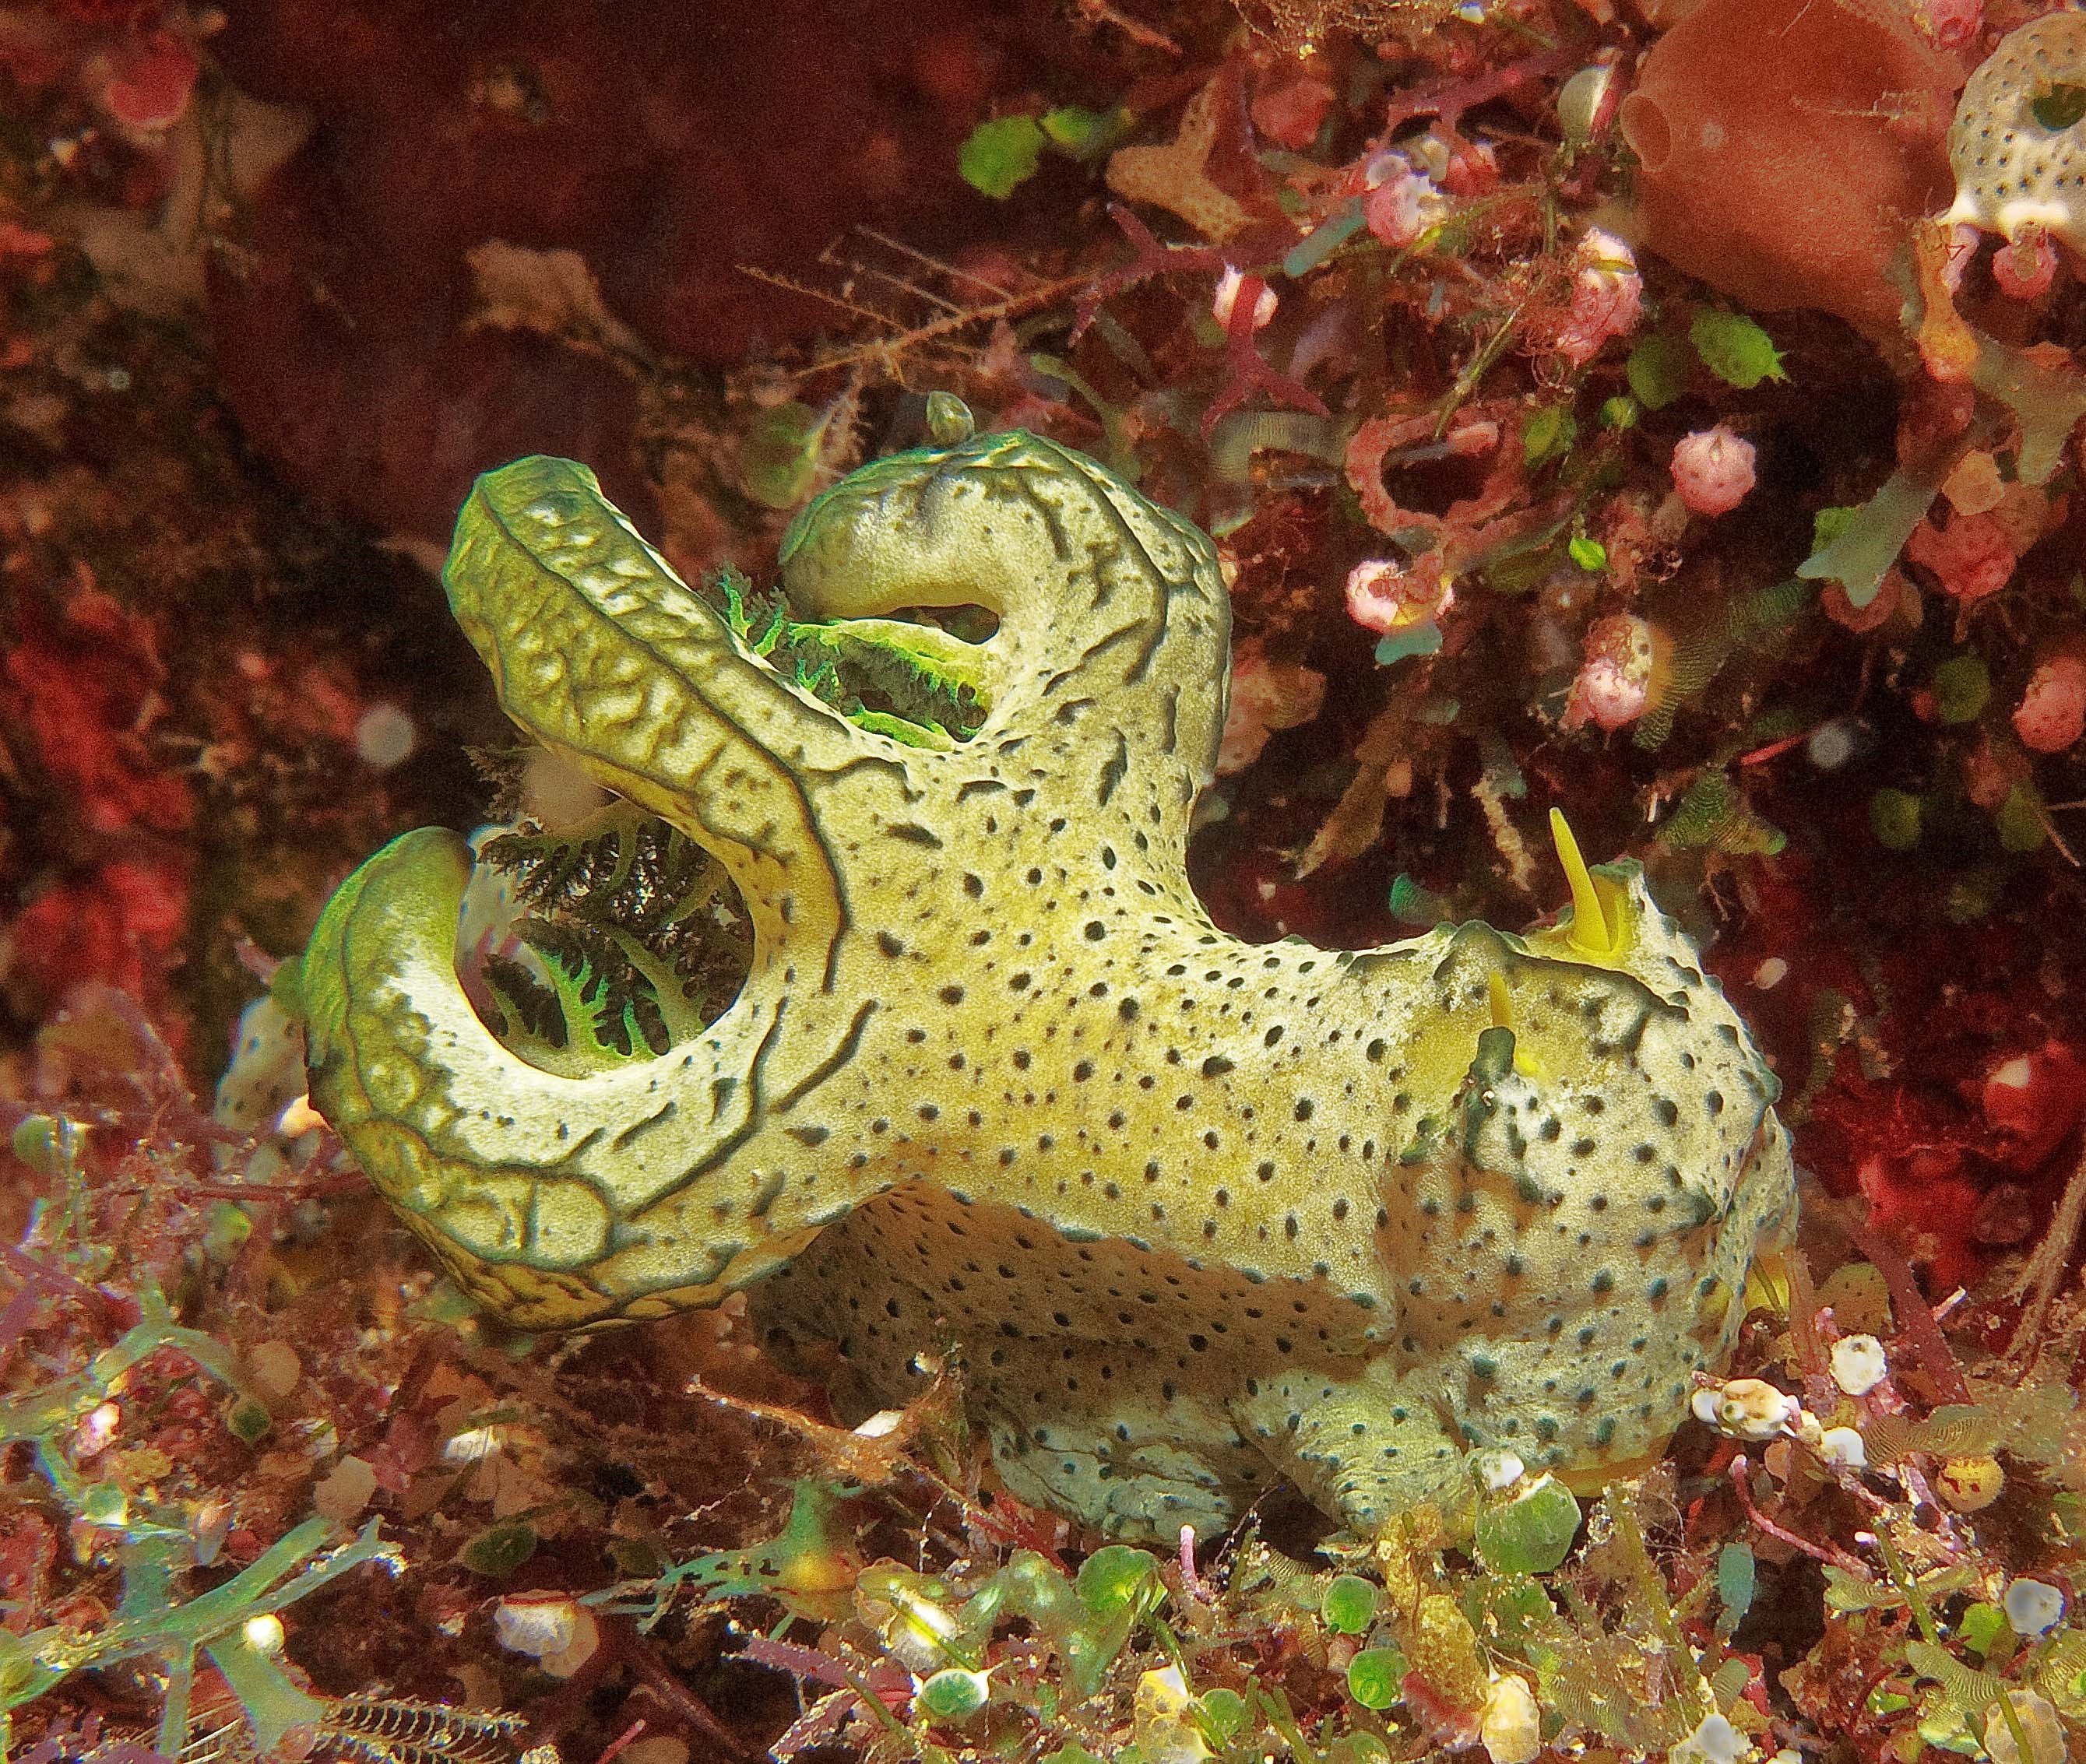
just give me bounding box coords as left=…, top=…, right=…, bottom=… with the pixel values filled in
left=1621, top=0, right=1960, bottom=337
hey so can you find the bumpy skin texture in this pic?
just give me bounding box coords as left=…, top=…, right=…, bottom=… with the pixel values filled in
left=304, top=430, right=1796, bottom=1539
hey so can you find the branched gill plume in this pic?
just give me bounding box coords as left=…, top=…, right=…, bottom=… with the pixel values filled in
left=481, top=804, right=751, bottom=1060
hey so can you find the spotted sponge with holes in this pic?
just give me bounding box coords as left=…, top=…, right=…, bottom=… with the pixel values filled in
left=1948, top=12, right=2086, bottom=251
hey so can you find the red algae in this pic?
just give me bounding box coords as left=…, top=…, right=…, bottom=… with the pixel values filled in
left=2, top=2, right=2086, bottom=1759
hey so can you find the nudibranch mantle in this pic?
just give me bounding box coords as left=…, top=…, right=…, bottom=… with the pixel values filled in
left=304, top=423, right=1796, bottom=1538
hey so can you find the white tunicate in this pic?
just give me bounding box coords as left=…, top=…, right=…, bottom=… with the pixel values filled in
left=1476, top=1448, right=1526, bottom=1492
left=1830, top=1334, right=1889, bottom=1397
left=1805, top=719, right=1860, bottom=771
left=1557, top=63, right=1617, bottom=147
left=1480, top=1674, right=1540, bottom=1764
left=1671, top=1711, right=1747, bottom=1764
left=354, top=701, right=417, bottom=769
left=1697, top=1377, right=1801, bottom=1441
left=213, top=990, right=308, bottom=1137
left=2003, top=1577, right=2066, bottom=1637
left=1818, top=1426, right=1867, bottom=1471
left=494, top=1592, right=599, bottom=1676
left=442, top=1425, right=505, bottom=1464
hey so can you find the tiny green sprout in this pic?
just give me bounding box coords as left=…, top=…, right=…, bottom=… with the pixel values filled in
left=1282, top=202, right=1368, bottom=277
left=1347, top=1645, right=1408, bottom=1710
left=740, top=402, right=832, bottom=511
left=1568, top=533, right=1608, bottom=572
left=1483, top=1576, right=1553, bottom=1641
left=1075, top=1544, right=1163, bottom=1619
left=1375, top=622, right=1444, bottom=666
left=1321, top=1573, right=1379, bottom=1636
left=607, top=1537, right=665, bottom=1580
left=1945, top=870, right=2001, bottom=922
left=1522, top=405, right=1578, bottom=470
left=1931, top=654, right=1991, bottom=723
left=79, top=1481, right=128, bottom=1528
left=1869, top=788, right=1922, bottom=852
left=225, top=1397, right=273, bottom=1446
left=916, top=1666, right=991, bottom=1722
left=11, top=1114, right=75, bottom=1179
left=202, top=1201, right=254, bottom=1265
left=1388, top=873, right=1449, bottom=926
left=1811, top=504, right=1856, bottom=553
left=268, top=952, right=307, bottom=1017
left=1042, top=105, right=1131, bottom=160
left=1689, top=309, right=1787, bottom=389
left=1997, top=781, right=2049, bottom=853
left=1194, top=1686, right=1250, bottom=1745
left=1957, top=1601, right=2008, bottom=1657
left=1473, top=1472, right=1581, bottom=1576
left=1026, top=354, right=1139, bottom=482
left=959, top=114, right=1045, bottom=200
left=1599, top=395, right=1638, bottom=430
left=1715, top=1542, right=1757, bottom=1641
left=459, top=1520, right=537, bottom=1577
left=1625, top=332, right=1690, bottom=409
left=926, top=391, right=976, bottom=446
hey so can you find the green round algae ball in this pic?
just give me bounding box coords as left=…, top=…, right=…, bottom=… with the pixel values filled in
left=1075, top=1544, right=1162, bottom=1617
left=1347, top=1646, right=1408, bottom=1710
left=916, top=1667, right=992, bottom=1721
left=1321, top=1573, right=1380, bottom=1636
left=1932, top=655, right=1991, bottom=724
left=1868, top=788, right=1922, bottom=851
left=1473, top=1474, right=1582, bottom=1576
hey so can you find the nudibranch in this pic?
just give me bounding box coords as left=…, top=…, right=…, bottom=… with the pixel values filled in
left=303, top=407, right=1796, bottom=1538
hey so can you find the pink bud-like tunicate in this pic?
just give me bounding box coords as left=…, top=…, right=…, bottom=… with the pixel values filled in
left=1345, top=557, right=1451, bottom=634
left=1670, top=425, right=1757, bottom=516
left=2014, top=655, right=2086, bottom=753
left=1552, top=230, right=1644, bottom=365
left=1564, top=613, right=1656, bottom=731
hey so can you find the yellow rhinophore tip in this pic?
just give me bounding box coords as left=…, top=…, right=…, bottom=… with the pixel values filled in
left=1743, top=1251, right=1791, bottom=1321
left=1486, top=972, right=1550, bottom=1081
left=1550, top=808, right=1613, bottom=959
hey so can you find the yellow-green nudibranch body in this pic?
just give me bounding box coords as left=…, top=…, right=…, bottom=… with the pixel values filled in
left=302, top=417, right=1796, bottom=1539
